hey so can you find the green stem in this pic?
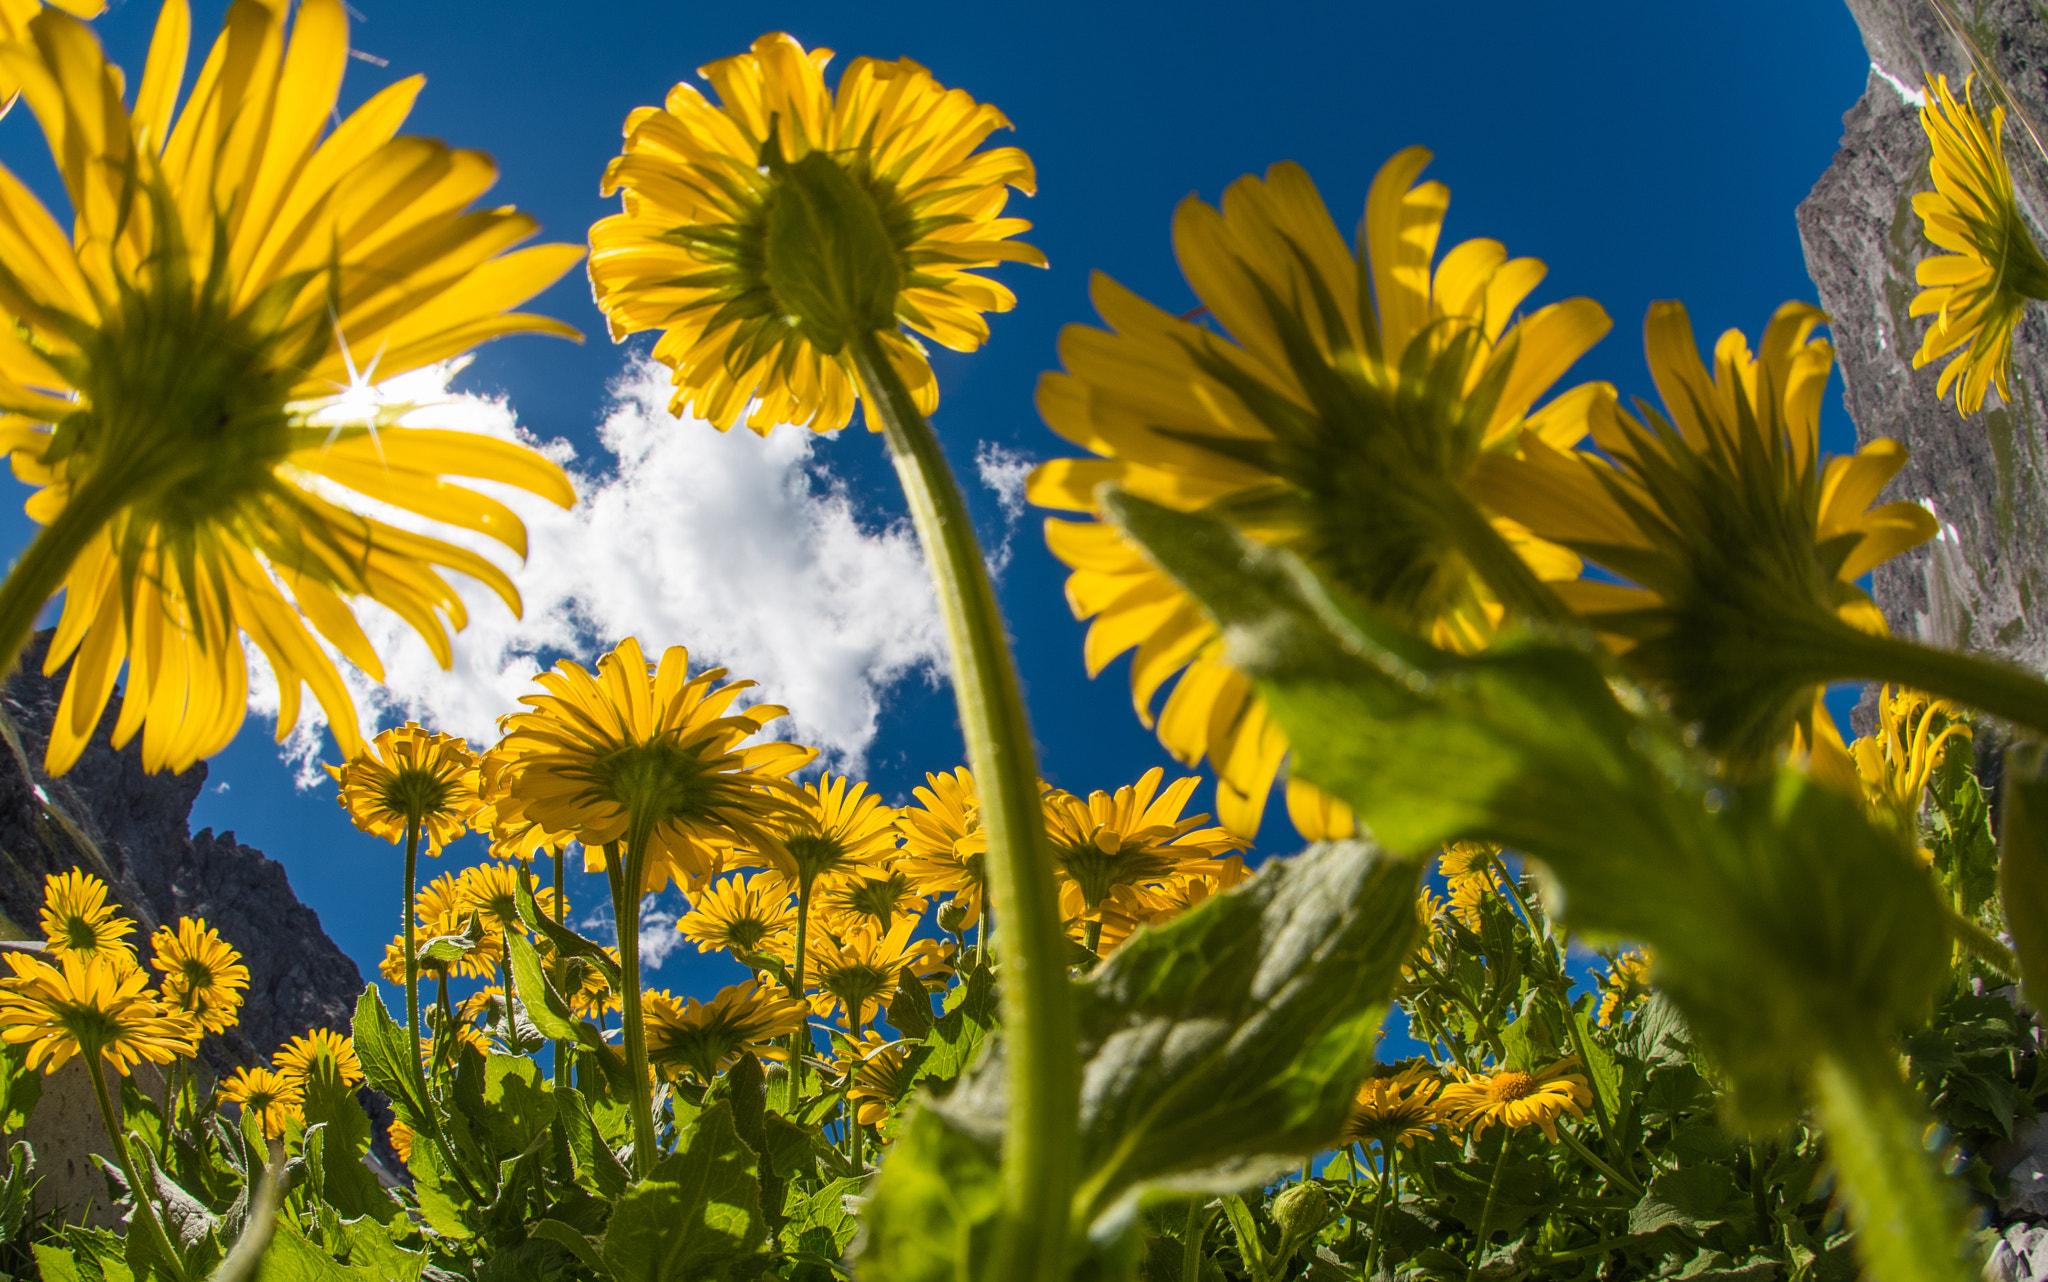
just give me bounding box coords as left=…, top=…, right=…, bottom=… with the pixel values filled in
left=1082, top=916, right=1102, bottom=959
left=551, top=846, right=569, bottom=1092
left=846, top=1010, right=864, bottom=1172
left=1791, top=614, right=2048, bottom=738
left=1810, top=1050, right=1975, bottom=1282
left=1464, top=1133, right=1512, bottom=1282
left=789, top=876, right=813, bottom=1098
left=1557, top=1124, right=1640, bottom=1196
left=402, top=821, right=423, bottom=1066
left=0, top=467, right=126, bottom=682
left=1179, top=1199, right=1214, bottom=1282
left=610, top=837, right=659, bottom=1177
left=1365, top=1140, right=1393, bottom=1278
left=88, top=1054, right=187, bottom=1282
left=852, top=329, right=1076, bottom=1282
left=1945, top=902, right=2020, bottom=978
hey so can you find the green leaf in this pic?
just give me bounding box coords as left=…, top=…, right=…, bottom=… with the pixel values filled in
left=348, top=987, right=429, bottom=1130
left=400, top=1137, right=474, bottom=1242
left=515, top=873, right=623, bottom=990
left=778, top=1175, right=862, bottom=1261
left=532, top=1219, right=610, bottom=1277
left=2000, top=741, right=2048, bottom=1013
left=251, top=1220, right=353, bottom=1282
left=859, top=837, right=1422, bottom=1278
left=298, top=1071, right=397, bottom=1223
left=1629, top=1164, right=1743, bottom=1234
left=886, top=968, right=935, bottom=1040
left=331, top=1215, right=424, bottom=1282
left=0, top=1042, right=40, bottom=1132
left=506, top=933, right=580, bottom=1042
left=557, top=1085, right=632, bottom=1201
left=599, top=1101, right=764, bottom=1282
left=1571, top=1011, right=1624, bottom=1126
left=911, top=962, right=995, bottom=1094
left=478, top=1053, right=557, bottom=1159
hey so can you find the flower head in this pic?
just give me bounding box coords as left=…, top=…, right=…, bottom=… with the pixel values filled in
left=0, top=950, right=194, bottom=1075
left=0, top=0, right=581, bottom=775
left=820, top=868, right=925, bottom=937
left=455, top=861, right=560, bottom=939
left=1480, top=302, right=1938, bottom=767
left=678, top=873, right=798, bottom=960
left=833, top=1029, right=917, bottom=1128
left=762, top=774, right=899, bottom=895
left=589, top=32, right=1042, bottom=434
left=895, top=768, right=988, bottom=925
left=1341, top=1064, right=1446, bottom=1149
left=1029, top=152, right=1608, bottom=835
left=1439, top=841, right=1503, bottom=931
left=1042, top=767, right=1245, bottom=926
left=806, top=917, right=951, bottom=1029
left=1438, top=1057, right=1592, bottom=1142
left=491, top=638, right=816, bottom=894
left=39, top=869, right=135, bottom=962
left=330, top=725, right=483, bottom=853
left=273, top=1028, right=364, bottom=1093
left=217, top=1066, right=301, bottom=1141
left=1597, top=949, right=1654, bottom=1027
left=147, top=917, right=246, bottom=1035
left=642, top=979, right=807, bottom=1084
left=1851, top=686, right=1973, bottom=842
left=1910, top=74, right=2048, bottom=413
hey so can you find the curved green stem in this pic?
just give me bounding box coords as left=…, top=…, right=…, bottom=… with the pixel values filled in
left=1811, top=1050, right=1974, bottom=1282
left=1946, top=902, right=2020, bottom=978
left=851, top=329, right=1076, bottom=1282
left=789, top=876, right=813, bottom=1098
left=88, top=1054, right=187, bottom=1282
left=1464, top=1133, right=1512, bottom=1282
left=610, top=837, right=659, bottom=1178
left=1794, top=615, right=2048, bottom=737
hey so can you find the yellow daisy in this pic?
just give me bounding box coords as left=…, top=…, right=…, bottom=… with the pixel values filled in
left=1041, top=767, right=1246, bottom=952
left=216, top=1065, right=301, bottom=1142
left=147, top=917, right=247, bottom=1035
left=819, top=868, right=926, bottom=937
left=1439, top=841, right=1503, bottom=932
left=388, top=1118, right=417, bottom=1166
left=0, top=950, right=193, bottom=1075
left=1910, top=74, right=2048, bottom=413
left=588, top=31, right=1042, bottom=434
left=455, top=860, right=561, bottom=941
left=1341, top=1064, right=1447, bottom=1149
left=329, top=725, right=484, bottom=853
left=1851, top=686, right=1973, bottom=842
left=642, top=979, right=807, bottom=1084
left=273, top=1028, right=364, bottom=1093
left=539, top=940, right=622, bottom=1020
left=806, top=917, right=951, bottom=1032
left=1479, top=302, right=1940, bottom=768
left=0, top=0, right=582, bottom=776
left=677, top=873, right=798, bottom=960
left=0, top=0, right=100, bottom=104
left=471, top=745, right=578, bottom=862
left=1438, top=1058, right=1592, bottom=1143
left=38, top=869, right=135, bottom=962
left=1028, top=152, right=1609, bottom=836
left=1597, top=949, right=1654, bottom=1027
left=894, top=768, right=988, bottom=926
left=834, top=1029, right=917, bottom=1128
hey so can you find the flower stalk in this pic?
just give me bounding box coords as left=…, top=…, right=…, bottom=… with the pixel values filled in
left=851, top=328, right=1078, bottom=1282
left=606, top=839, right=660, bottom=1177
left=86, top=1052, right=187, bottom=1282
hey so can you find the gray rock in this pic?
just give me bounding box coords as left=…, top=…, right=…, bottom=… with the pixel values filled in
left=1990, top=1222, right=2048, bottom=1282
left=1797, top=0, right=2048, bottom=689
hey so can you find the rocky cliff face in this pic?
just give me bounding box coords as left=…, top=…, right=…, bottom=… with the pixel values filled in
left=1797, top=0, right=2048, bottom=675
left=0, top=630, right=365, bottom=1070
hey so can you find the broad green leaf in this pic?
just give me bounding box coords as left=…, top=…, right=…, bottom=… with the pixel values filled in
left=298, top=1072, right=397, bottom=1223
left=348, top=988, right=429, bottom=1130
left=516, top=873, right=623, bottom=990
left=911, top=962, right=995, bottom=1094
left=778, top=1174, right=863, bottom=1260
left=1628, top=1164, right=1743, bottom=1234
left=599, top=1101, right=764, bottom=1282
left=531, top=1219, right=609, bottom=1276
left=859, top=838, right=1422, bottom=1278
left=0, top=1042, right=40, bottom=1133
left=479, top=1053, right=557, bottom=1158
left=251, top=1221, right=352, bottom=1282
left=1571, top=1011, right=1625, bottom=1127
left=557, top=1086, right=632, bottom=1201
left=1999, top=742, right=2048, bottom=1012
left=400, top=1138, right=474, bottom=1242
left=332, top=1215, right=424, bottom=1282
left=506, top=933, right=580, bottom=1042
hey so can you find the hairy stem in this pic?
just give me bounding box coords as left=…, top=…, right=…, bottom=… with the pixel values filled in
left=88, top=1054, right=186, bottom=1282
left=851, top=330, right=1076, bottom=1282
left=610, top=837, right=659, bottom=1177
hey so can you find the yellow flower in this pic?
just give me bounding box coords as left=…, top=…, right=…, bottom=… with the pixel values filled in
left=38, top=869, right=135, bottom=962
left=1597, top=949, right=1654, bottom=1027
left=273, top=1028, right=364, bottom=1093
left=588, top=32, right=1042, bottom=434
left=678, top=873, right=798, bottom=960
left=329, top=725, right=483, bottom=853
left=1042, top=767, right=1246, bottom=932
left=0, top=0, right=100, bottom=103
left=383, top=871, right=498, bottom=982
left=895, top=768, right=988, bottom=926
left=806, top=917, right=951, bottom=1030
left=1479, top=302, right=1938, bottom=767
left=0, top=0, right=581, bottom=775
left=1340, top=1064, right=1446, bottom=1149
left=833, top=1029, right=916, bottom=1128
left=818, top=868, right=926, bottom=937
left=455, top=860, right=561, bottom=940
left=1911, top=74, right=2048, bottom=414
left=1851, top=686, right=1973, bottom=843
left=1439, top=841, right=1503, bottom=931
left=762, top=774, right=899, bottom=896
left=540, top=941, right=622, bottom=1020
left=0, top=950, right=194, bottom=1075
left=1029, top=152, right=1609, bottom=836
left=147, top=917, right=247, bottom=1035
left=491, top=638, right=816, bottom=894
left=642, top=979, right=807, bottom=1084
left=387, top=1118, right=416, bottom=1166
left=1438, top=1057, right=1592, bottom=1143
left=216, top=1066, right=302, bottom=1142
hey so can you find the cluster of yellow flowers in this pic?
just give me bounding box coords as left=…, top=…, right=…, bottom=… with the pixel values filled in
left=217, top=1028, right=366, bottom=1142
left=1343, top=1059, right=1594, bottom=1152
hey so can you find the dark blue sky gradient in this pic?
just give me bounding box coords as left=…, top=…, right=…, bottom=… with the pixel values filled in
left=0, top=0, right=1874, bottom=1004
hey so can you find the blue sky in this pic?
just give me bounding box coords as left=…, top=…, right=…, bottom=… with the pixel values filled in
left=0, top=0, right=1874, bottom=1005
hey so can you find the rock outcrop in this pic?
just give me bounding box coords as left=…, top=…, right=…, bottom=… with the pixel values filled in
left=1797, top=0, right=2048, bottom=675
left=0, top=630, right=365, bottom=1069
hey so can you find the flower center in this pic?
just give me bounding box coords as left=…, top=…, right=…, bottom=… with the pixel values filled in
left=61, top=917, right=101, bottom=950
left=1488, top=1071, right=1538, bottom=1103
left=784, top=829, right=856, bottom=887
left=596, top=737, right=720, bottom=832
left=762, top=146, right=904, bottom=355
left=1052, top=835, right=1173, bottom=912
left=379, top=765, right=460, bottom=827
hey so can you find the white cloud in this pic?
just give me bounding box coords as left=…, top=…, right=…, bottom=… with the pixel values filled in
left=973, top=441, right=1035, bottom=578
left=249, top=356, right=949, bottom=785
left=575, top=894, right=686, bottom=970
